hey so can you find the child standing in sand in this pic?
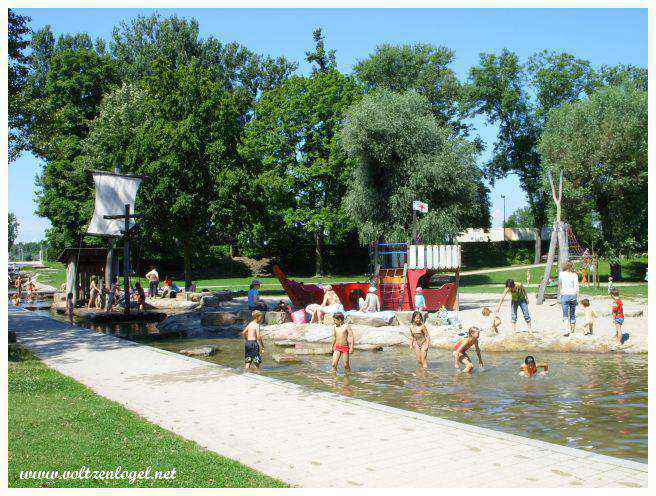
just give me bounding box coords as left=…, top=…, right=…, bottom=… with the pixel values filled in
left=242, top=310, right=265, bottom=370
left=331, top=313, right=355, bottom=372
left=519, top=355, right=549, bottom=377
left=610, top=290, right=624, bottom=344
left=580, top=298, right=597, bottom=335
left=453, top=327, right=484, bottom=373
left=482, top=307, right=501, bottom=333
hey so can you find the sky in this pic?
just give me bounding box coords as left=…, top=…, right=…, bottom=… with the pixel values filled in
left=8, top=8, right=648, bottom=242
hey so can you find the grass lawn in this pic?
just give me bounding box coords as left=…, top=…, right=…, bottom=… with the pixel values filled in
left=8, top=346, right=287, bottom=488
left=30, top=257, right=647, bottom=298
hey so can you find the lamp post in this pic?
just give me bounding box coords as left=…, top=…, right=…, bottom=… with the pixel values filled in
left=501, top=194, right=506, bottom=240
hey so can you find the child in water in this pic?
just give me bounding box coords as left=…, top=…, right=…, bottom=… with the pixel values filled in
left=453, top=327, right=484, bottom=373
left=482, top=307, right=501, bottom=334
left=610, top=290, right=624, bottom=344
left=242, top=310, right=265, bottom=370
left=580, top=298, right=597, bottom=335
left=331, top=312, right=355, bottom=372
left=519, top=356, right=549, bottom=377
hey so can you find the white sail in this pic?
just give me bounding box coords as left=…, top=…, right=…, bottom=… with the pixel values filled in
left=87, top=172, right=142, bottom=237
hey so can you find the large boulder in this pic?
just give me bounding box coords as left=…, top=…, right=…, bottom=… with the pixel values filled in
left=180, top=345, right=219, bottom=357
left=237, top=309, right=253, bottom=322
left=346, top=314, right=394, bottom=327
left=271, top=353, right=301, bottom=364
left=265, top=311, right=290, bottom=325
left=201, top=312, right=238, bottom=326
left=396, top=311, right=428, bottom=325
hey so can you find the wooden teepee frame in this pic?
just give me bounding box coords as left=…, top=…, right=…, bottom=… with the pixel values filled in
left=536, top=170, right=570, bottom=305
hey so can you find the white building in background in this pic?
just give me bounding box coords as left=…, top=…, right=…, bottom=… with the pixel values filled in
left=456, top=227, right=552, bottom=243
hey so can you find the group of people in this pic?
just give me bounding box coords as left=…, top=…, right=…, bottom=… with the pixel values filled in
left=11, top=275, right=37, bottom=305
left=241, top=260, right=629, bottom=375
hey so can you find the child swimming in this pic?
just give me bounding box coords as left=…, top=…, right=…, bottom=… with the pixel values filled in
left=242, top=310, right=265, bottom=370
left=331, top=312, right=355, bottom=372
left=519, top=355, right=549, bottom=377
left=580, top=298, right=597, bottom=335
left=482, top=307, right=501, bottom=333
left=453, top=327, right=484, bottom=373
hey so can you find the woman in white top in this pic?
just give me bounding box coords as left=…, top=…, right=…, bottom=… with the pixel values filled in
left=559, top=261, right=580, bottom=336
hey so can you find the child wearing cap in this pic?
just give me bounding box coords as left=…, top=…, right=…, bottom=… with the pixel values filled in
left=414, top=287, right=427, bottom=311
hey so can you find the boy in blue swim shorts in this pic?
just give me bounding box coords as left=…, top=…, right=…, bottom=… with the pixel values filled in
left=242, top=310, right=265, bottom=369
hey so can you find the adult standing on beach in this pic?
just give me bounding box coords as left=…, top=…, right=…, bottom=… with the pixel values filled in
left=145, top=266, right=159, bottom=297
left=559, top=261, right=580, bottom=336
left=495, top=279, right=533, bottom=333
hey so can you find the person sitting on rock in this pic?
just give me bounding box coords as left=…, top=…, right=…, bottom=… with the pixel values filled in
left=87, top=276, right=99, bottom=309
left=134, top=281, right=146, bottom=313
left=306, top=285, right=343, bottom=323
left=248, top=280, right=268, bottom=311
left=453, top=327, right=484, bottom=373
left=331, top=312, right=354, bottom=372
left=519, top=355, right=549, bottom=378
left=358, top=286, right=380, bottom=313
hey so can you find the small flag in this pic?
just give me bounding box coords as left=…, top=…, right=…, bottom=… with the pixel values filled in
left=412, top=200, right=429, bottom=213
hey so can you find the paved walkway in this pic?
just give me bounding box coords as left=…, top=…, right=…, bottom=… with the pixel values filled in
left=10, top=311, right=647, bottom=488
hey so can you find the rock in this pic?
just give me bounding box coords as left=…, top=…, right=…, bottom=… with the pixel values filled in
left=179, top=345, right=219, bottom=357
left=265, top=311, right=290, bottom=325
left=292, top=342, right=333, bottom=355
left=272, top=353, right=301, bottom=364
left=395, top=311, right=428, bottom=325
left=237, top=309, right=253, bottom=322
left=201, top=312, right=238, bottom=326
left=355, top=344, right=384, bottom=351
left=273, top=339, right=297, bottom=347
left=346, top=314, right=391, bottom=327
left=8, top=331, right=17, bottom=343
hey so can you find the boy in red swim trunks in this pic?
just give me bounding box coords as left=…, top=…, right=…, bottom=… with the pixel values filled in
left=331, top=313, right=354, bottom=372
left=453, top=327, right=484, bottom=373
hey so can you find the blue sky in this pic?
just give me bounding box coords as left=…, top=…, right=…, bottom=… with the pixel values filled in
left=9, top=8, right=648, bottom=242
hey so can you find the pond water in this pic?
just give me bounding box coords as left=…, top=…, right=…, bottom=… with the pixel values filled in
left=43, top=309, right=647, bottom=464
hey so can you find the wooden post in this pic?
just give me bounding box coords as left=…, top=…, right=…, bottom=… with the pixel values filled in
left=123, top=203, right=131, bottom=314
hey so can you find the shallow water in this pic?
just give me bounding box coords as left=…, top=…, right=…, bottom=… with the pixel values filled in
left=153, top=337, right=647, bottom=463
left=43, top=310, right=648, bottom=464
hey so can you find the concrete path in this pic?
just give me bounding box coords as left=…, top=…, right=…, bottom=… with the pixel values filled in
left=10, top=311, right=647, bottom=488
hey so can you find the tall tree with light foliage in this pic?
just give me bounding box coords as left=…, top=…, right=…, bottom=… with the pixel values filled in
left=538, top=82, right=647, bottom=279
left=341, top=89, right=490, bottom=245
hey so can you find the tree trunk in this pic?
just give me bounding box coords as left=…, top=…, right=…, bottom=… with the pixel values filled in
left=229, top=242, right=239, bottom=258
left=314, top=231, right=324, bottom=277
left=533, top=226, right=542, bottom=264
left=610, top=262, right=622, bottom=281
left=183, top=239, right=192, bottom=291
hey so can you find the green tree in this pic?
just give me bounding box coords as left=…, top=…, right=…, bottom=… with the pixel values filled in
left=341, top=90, right=490, bottom=245
left=538, top=82, right=647, bottom=279
left=467, top=49, right=595, bottom=263
left=354, top=43, right=468, bottom=134
left=8, top=213, right=20, bottom=249
left=241, top=31, right=361, bottom=276
left=20, top=28, right=120, bottom=254
left=505, top=206, right=535, bottom=229
left=8, top=9, right=31, bottom=161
